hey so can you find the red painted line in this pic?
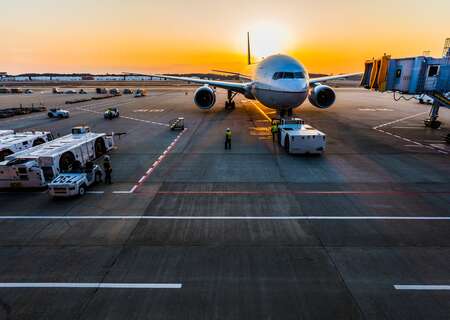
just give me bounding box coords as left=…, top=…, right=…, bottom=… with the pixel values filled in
left=131, top=129, right=187, bottom=192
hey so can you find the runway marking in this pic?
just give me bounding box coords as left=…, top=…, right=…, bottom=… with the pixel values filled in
left=0, top=283, right=182, bottom=289
left=373, top=112, right=427, bottom=129
left=86, top=191, right=104, bottom=194
left=394, top=285, right=450, bottom=291
left=391, top=126, right=427, bottom=129
left=1, top=215, right=449, bottom=220
left=130, top=128, right=187, bottom=192
left=249, top=101, right=272, bottom=122
left=120, top=115, right=169, bottom=127
left=372, top=111, right=448, bottom=155
left=404, top=144, right=424, bottom=148
left=78, top=100, right=169, bottom=127
left=112, top=191, right=132, bottom=194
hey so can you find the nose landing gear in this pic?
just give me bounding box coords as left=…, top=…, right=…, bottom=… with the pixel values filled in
left=279, top=108, right=293, bottom=118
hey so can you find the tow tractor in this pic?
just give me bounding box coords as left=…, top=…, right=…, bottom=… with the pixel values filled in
left=277, top=118, right=326, bottom=154
left=48, top=108, right=70, bottom=119
left=104, top=107, right=120, bottom=120
left=48, top=161, right=103, bottom=197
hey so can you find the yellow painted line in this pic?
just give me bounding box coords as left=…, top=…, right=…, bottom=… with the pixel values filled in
left=249, top=101, right=272, bottom=122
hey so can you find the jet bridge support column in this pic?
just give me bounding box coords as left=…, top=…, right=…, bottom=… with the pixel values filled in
left=424, top=101, right=441, bottom=129
left=424, top=92, right=450, bottom=129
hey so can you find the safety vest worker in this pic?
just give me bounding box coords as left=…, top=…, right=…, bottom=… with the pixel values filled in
left=103, top=155, right=112, bottom=184
left=225, top=128, right=232, bottom=150
left=271, top=124, right=278, bottom=142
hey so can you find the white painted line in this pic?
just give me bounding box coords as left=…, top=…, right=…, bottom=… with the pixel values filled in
left=373, top=112, right=427, bottom=129
left=112, top=191, right=132, bottom=194
left=86, top=191, right=105, bottom=194
left=373, top=112, right=448, bottom=155
left=1, top=216, right=449, bottom=220
left=138, top=176, right=146, bottom=184
left=129, top=185, right=138, bottom=193
left=394, top=285, right=450, bottom=291
left=0, top=282, right=182, bottom=289
left=80, top=104, right=169, bottom=127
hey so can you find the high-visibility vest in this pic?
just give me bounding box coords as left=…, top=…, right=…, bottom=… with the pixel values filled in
left=271, top=125, right=278, bottom=133
left=225, top=131, right=232, bottom=139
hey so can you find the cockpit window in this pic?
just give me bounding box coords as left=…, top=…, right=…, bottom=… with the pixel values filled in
left=273, top=72, right=305, bottom=80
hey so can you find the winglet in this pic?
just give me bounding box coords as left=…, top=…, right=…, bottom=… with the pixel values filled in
left=247, top=32, right=251, bottom=65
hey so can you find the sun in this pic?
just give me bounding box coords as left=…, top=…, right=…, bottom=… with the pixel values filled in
left=248, top=23, right=291, bottom=59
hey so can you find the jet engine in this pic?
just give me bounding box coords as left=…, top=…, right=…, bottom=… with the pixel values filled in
left=194, top=86, right=216, bottom=110
left=308, top=84, right=336, bottom=109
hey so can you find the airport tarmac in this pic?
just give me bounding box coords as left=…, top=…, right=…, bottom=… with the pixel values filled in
left=0, top=87, right=449, bottom=320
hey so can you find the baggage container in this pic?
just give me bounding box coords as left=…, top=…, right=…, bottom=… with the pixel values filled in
left=0, top=126, right=113, bottom=188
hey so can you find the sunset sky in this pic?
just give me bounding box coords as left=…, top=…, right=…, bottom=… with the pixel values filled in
left=1, top=0, right=449, bottom=75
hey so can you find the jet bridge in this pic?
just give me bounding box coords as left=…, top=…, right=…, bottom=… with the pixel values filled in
left=361, top=54, right=450, bottom=128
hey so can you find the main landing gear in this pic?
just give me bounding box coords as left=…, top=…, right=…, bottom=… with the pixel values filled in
left=225, top=90, right=237, bottom=110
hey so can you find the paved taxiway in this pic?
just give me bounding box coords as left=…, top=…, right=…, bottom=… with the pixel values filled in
left=0, top=87, right=448, bottom=319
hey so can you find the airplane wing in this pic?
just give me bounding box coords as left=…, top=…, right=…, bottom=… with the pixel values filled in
left=309, top=72, right=362, bottom=84
left=211, top=70, right=252, bottom=82
left=150, top=74, right=250, bottom=94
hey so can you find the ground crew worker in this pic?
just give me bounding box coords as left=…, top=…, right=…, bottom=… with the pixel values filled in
left=271, top=122, right=278, bottom=142
left=103, top=155, right=112, bottom=184
left=224, top=128, right=232, bottom=150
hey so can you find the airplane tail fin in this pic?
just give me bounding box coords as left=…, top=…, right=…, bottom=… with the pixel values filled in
left=247, top=32, right=252, bottom=65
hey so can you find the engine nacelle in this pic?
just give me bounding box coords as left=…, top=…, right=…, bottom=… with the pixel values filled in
left=194, top=86, right=216, bottom=110
left=308, top=85, right=336, bottom=109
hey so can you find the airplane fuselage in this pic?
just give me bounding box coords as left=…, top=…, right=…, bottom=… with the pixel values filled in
left=250, top=54, right=309, bottom=110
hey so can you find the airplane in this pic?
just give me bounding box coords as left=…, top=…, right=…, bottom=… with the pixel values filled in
left=152, top=33, right=361, bottom=117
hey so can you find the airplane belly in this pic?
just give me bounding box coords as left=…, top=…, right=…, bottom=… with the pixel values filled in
left=254, top=88, right=307, bottom=109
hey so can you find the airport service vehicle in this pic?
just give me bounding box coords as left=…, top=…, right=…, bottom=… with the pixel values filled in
left=149, top=33, right=360, bottom=116
left=277, top=118, right=326, bottom=154
left=48, top=163, right=103, bottom=197
left=0, top=126, right=114, bottom=188
left=0, top=131, right=53, bottom=161
left=109, top=88, right=120, bottom=95
left=52, top=88, right=63, bottom=94
left=64, top=89, right=77, bottom=94
left=0, top=88, right=11, bottom=94
left=104, top=107, right=120, bottom=119
left=24, top=89, right=33, bottom=94
left=169, top=117, right=185, bottom=131
left=10, top=88, right=23, bottom=94
left=134, top=89, right=146, bottom=97
left=416, top=94, right=434, bottom=104
left=48, top=108, right=70, bottom=119
left=0, top=130, right=14, bottom=137
left=123, top=88, right=134, bottom=94
left=79, top=89, right=87, bottom=94
left=96, top=88, right=108, bottom=94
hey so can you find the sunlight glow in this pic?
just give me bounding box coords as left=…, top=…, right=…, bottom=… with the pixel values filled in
left=248, top=22, right=292, bottom=60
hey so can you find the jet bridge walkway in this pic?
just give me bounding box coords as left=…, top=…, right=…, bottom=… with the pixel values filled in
left=361, top=54, right=449, bottom=128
